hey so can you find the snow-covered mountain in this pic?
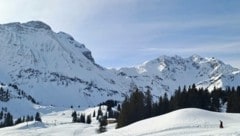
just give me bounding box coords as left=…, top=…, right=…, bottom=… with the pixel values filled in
left=0, top=21, right=128, bottom=108
left=117, top=55, right=240, bottom=97
left=0, top=21, right=239, bottom=111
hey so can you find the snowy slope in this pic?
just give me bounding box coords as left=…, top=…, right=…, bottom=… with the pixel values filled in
left=0, top=21, right=239, bottom=111
left=0, top=21, right=128, bottom=108
left=100, top=108, right=240, bottom=136
left=0, top=106, right=114, bottom=136
left=0, top=108, right=240, bottom=136
left=0, top=82, right=38, bottom=118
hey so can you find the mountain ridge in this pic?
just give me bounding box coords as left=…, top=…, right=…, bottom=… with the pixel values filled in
left=0, top=21, right=239, bottom=114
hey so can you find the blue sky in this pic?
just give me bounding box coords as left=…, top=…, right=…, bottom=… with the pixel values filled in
left=0, top=0, right=240, bottom=68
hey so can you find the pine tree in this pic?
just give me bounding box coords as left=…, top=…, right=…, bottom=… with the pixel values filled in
left=162, top=93, right=170, bottom=113
left=80, top=114, right=85, bottom=123
left=227, top=87, right=240, bottom=113
left=4, top=112, right=13, bottom=127
left=144, top=89, right=153, bottom=118
left=30, top=116, right=34, bottom=121
left=71, top=111, right=77, bottom=122
left=97, top=106, right=103, bottom=120
left=86, top=114, right=92, bottom=124
left=158, top=96, right=164, bottom=115
left=170, top=86, right=181, bottom=110
left=35, top=112, right=42, bottom=122
left=201, top=88, right=211, bottom=110
left=93, top=110, right=96, bottom=117
left=210, top=87, right=221, bottom=112
left=129, top=88, right=145, bottom=124
left=117, top=88, right=145, bottom=128
left=181, top=85, right=188, bottom=108
left=152, top=103, right=159, bottom=116
left=116, top=96, right=130, bottom=128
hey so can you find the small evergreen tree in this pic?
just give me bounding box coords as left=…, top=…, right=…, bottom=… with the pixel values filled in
left=30, top=116, right=34, bottom=121
left=79, top=114, right=85, bottom=123
left=35, top=112, right=42, bottom=122
left=93, top=110, right=96, bottom=117
left=86, top=114, right=92, bottom=124
left=4, top=112, right=13, bottom=127
left=97, top=106, right=103, bottom=120
left=71, top=111, right=77, bottom=122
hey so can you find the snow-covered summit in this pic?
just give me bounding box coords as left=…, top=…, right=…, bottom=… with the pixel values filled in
left=118, top=54, right=240, bottom=96
left=22, top=21, right=52, bottom=30
left=2, top=21, right=51, bottom=30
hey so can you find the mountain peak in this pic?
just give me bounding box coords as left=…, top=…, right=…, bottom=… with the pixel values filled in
left=23, top=21, right=52, bottom=30
left=189, top=54, right=205, bottom=62
left=3, top=21, right=51, bottom=30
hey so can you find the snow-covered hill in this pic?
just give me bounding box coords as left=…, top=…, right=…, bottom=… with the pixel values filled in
left=100, top=108, right=240, bottom=136
left=0, top=106, right=115, bottom=136
left=1, top=108, right=240, bottom=136
left=0, top=21, right=239, bottom=113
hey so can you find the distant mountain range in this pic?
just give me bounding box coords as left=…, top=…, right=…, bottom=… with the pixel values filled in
left=0, top=21, right=239, bottom=115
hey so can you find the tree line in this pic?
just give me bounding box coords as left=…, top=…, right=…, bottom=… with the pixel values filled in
left=71, top=111, right=92, bottom=124
left=0, top=109, right=42, bottom=128
left=117, top=84, right=240, bottom=128
left=71, top=103, right=120, bottom=133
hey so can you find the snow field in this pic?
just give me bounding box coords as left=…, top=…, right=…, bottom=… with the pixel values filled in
left=1, top=108, right=240, bottom=136
left=100, top=108, right=240, bottom=136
